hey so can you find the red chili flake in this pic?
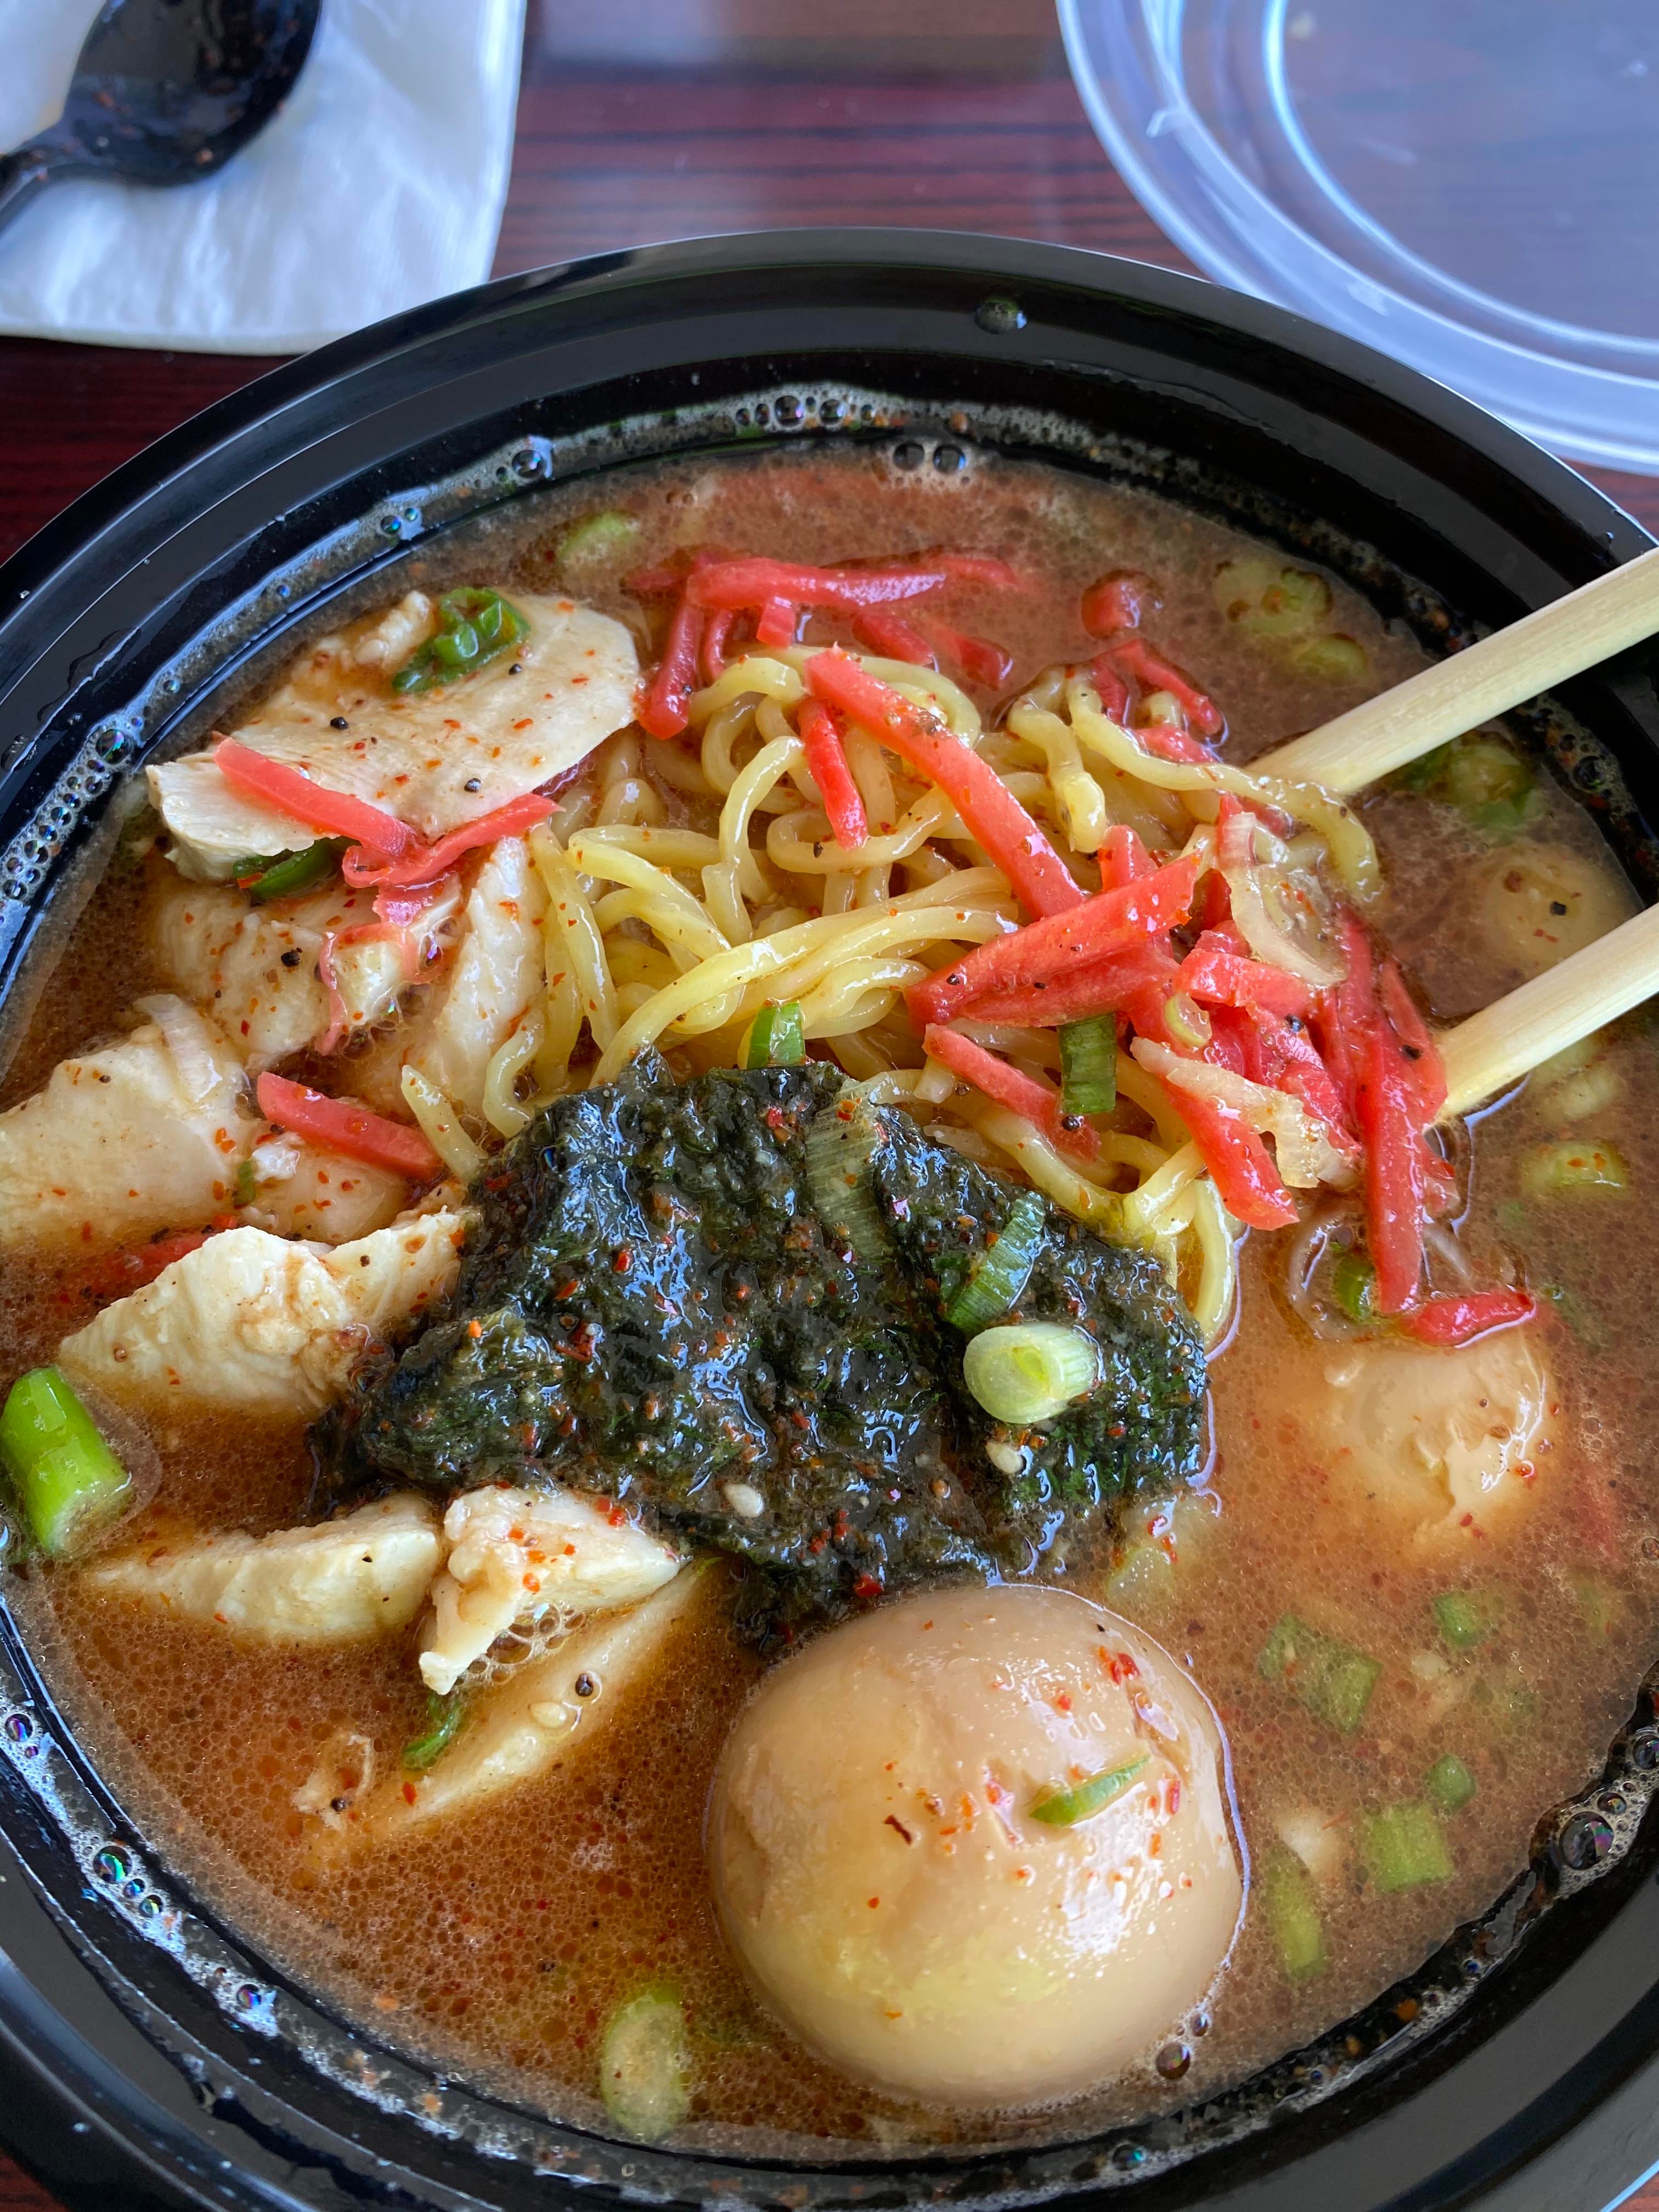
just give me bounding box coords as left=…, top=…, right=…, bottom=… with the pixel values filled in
left=764, top=1105, right=789, bottom=1133
left=402, top=1782, right=417, bottom=1805
left=1168, top=1779, right=1182, bottom=1815
left=467, top=1318, right=483, bottom=1339
left=884, top=1814, right=914, bottom=1843
left=604, top=1501, right=628, bottom=1527
left=853, top=1571, right=883, bottom=1602
left=613, top=1245, right=633, bottom=1274
left=1053, top=1692, right=1073, bottom=1712
left=866, top=1897, right=880, bottom=1909
left=1107, top=1650, right=1140, bottom=1684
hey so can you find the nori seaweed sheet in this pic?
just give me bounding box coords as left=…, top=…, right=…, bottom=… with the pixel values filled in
left=323, top=1056, right=1206, bottom=1626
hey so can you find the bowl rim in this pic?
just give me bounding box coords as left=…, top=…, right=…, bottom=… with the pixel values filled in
left=1, top=226, right=1657, bottom=2212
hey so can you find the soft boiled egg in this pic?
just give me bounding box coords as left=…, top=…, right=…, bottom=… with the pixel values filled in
left=706, top=1583, right=1242, bottom=2108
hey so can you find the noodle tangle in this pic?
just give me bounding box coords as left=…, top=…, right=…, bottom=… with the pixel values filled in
left=500, top=648, right=1380, bottom=1351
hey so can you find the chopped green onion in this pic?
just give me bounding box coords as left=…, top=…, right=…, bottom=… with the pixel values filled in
left=803, top=1094, right=889, bottom=1262
left=392, top=588, right=528, bottom=695
left=1442, top=737, right=1534, bottom=834
left=1261, top=1845, right=1328, bottom=1982
left=1392, top=741, right=1453, bottom=794
left=231, top=837, right=347, bottom=904
left=1029, top=1752, right=1148, bottom=1826
left=743, top=1002, right=805, bottom=1069
left=1432, top=1590, right=1500, bottom=1653
left=599, top=1985, right=693, bottom=2142
left=556, top=510, right=641, bottom=576
left=1358, top=1799, right=1454, bottom=1892
left=1058, top=1015, right=1117, bottom=1118
left=403, top=1690, right=467, bottom=1771
left=1520, top=1138, right=1629, bottom=1201
left=1425, top=1754, right=1477, bottom=1814
left=1331, top=1251, right=1379, bottom=1326
left=1257, top=1614, right=1380, bottom=1736
left=1290, top=634, right=1368, bottom=683
left=945, top=1192, right=1047, bottom=1332
left=1215, top=558, right=1331, bottom=640
left=963, top=1322, right=1101, bottom=1426
left=0, top=1367, right=131, bottom=1559
left=233, top=1158, right=258, bottom=1207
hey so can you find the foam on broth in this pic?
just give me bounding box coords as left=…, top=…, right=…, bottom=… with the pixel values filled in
left=5, top=442, right=1658, bottom=2153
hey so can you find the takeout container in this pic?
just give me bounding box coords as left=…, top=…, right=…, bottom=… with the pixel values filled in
left=1, top=231, right=1657, bottom=2212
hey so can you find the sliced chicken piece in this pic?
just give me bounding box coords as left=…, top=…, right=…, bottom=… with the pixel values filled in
left=0, top=998, right=259, bottom=1249
left=148, top=867, right=461, bottom=1068
left=59, top=1210, right=469, bottom=1413
left=148, top=590, right=637, bottom=878
left=83, top=1496, right=440, bottom=1641
left=320, top=1568, right=707, bottom=1852
left=239, top=1133, right=410, bottom=1244
left=420, top=1484, right=683, bottom=1695
left=404, top=837, right=548, bottom=1119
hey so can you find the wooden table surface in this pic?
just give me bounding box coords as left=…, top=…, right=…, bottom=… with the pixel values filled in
left=1, top=3, right=1655, bottom=2207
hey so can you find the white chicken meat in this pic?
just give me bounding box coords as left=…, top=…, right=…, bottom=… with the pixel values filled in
left=148, top=590, right=637, bottom=877
left=84, top=1495, right=441, bottom=1641
left=238, top=1132, right=411, bottom=1244
left=404, top=836, right=548, bottom=1119
left=316, top=1568, right=707, bottom=1852
left=148, top=868, right=461, bottom=1068
left=419, top=1483, right=684, bottom=1695
left=58, top=1209, right=468, bottom=1412
left=0, top=997, right=259, bottom=1248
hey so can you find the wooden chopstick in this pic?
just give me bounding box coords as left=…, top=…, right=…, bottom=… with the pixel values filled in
left=1436, top=901, right=1659, bottom=1120
left=1254, top=545, right=1659, bottom=795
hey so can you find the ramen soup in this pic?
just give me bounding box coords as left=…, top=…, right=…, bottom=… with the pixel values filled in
left=2, top=443, right=1655, bottom=2153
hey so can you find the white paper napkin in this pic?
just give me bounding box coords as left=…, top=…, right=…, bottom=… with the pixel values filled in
left=0, top=0, right=524, bottom=354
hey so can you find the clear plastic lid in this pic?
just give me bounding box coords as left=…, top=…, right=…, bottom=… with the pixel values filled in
left=1059, top=0, right=1659, bottom=475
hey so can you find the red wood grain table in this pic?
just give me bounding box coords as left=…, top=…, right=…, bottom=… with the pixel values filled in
left=0, top=3, right=1655, bottom=2208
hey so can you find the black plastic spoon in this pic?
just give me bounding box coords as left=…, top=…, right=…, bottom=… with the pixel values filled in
left=0, top=0, right=321, bottom=240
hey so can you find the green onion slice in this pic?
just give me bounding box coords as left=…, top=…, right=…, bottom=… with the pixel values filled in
left=1331, top=1251, right=1379, bottom=1326
left=1030, top=1752, right=1148, bottom=1826
left=557, top=510, right=641, bottom=575
left=1358, top=1799, right=1454, bottom=1892
left=599, top=1985, right=693, bottom=2142
left=0, top=1367, right=131, bottom=1559
left=1257, top=1613, right=1380, bottom=1735
left=392, top=588, right=528, bottom=695
left=804, top=1093, right=890, bottom=1263
left=1261, top=1845, right=1328, bottom=1982
left=1425, top=1753, right=1477, bottom=1814
left=403, top=1689, right=467, bottom=1771
left=231, top=837, right=347, bottom=904
left=1058, top=1016, right=1116, bottom=1118
left=946, top=1192, right=1047, bottom=1332
left=962, top=1321, right=1101, bottom=1425
left=1432, top=1589, right=1500, bottom=1652
left=743, top=1002, right=805, bottom=1069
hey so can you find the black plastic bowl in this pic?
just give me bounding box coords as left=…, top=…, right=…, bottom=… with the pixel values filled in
left=2, top=232, right=1658, bottom=2212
